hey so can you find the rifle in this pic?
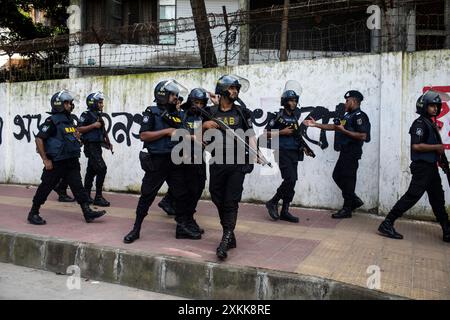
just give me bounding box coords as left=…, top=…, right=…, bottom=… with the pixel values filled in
left=97, top=112, right=113, bottom=154
left=160, top=109, right=205, bottom=150
left=194, top=105, right=273, bottom=168
left=425, top=117, right=450, bottom=187
left=272, top=109, right=316, bottom=158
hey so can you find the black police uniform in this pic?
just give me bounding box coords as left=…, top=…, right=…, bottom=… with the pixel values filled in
left=79, top=110, right=108, bottom=204
left=206, top=103, right=254, bottom=258
left=385, top=116, right=448, bottom=224
left=123, top=105, right=199, bottom=243
left=181, top=109, right=207, bottom=232
left=332, top=104, right=370, bottom=218
left=265, top=107, right=303, bottom=222
left=29, top=113, right=105, bottom=224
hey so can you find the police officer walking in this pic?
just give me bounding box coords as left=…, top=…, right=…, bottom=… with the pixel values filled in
left=178, top=88, right=210, bottom=234
left=304, top=90, right=371, bottom=219
left=203, top=75, right=257, bottom=260
left=264, top=83, right=314, bottom=223
left=123, top=80, right=201, bottom=243
left=77, top=92, right=112, bottom=206
left=27, top=90, right=106, bottom=225
left=378, top=91, right=450, bottom=242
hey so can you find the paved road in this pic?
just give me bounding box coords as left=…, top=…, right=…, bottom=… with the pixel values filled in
left=0, top=262, right=186, bottom=300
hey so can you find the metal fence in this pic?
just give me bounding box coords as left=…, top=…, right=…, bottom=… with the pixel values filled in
left=1, top=0, right=448, bottom=82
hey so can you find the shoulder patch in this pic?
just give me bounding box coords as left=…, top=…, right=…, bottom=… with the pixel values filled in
left=41, top=125, right=49, bottom=133
left=357, top=118, right=363, bottom=125
left=143, top=115, right=150, bottom=123
left=415, top=127, right=424, bottom=136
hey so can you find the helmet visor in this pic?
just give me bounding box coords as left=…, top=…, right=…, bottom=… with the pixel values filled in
left=50, top=90, right=79, bottom=107
left=163, top=79, right=189, bottom=101
left=229, top=75, right=250, bottom=93
left=93, top=91, right=106, bottom=101
left=283, top=80, right=302, bottom=97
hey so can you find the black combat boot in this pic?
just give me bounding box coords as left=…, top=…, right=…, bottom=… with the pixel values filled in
left=123, top=214, right=147, bottom=244
left=279, top=202, right=299, bottom=223
left=56, top=189, right=75, bottom=202
left=176, top=222, right=202, bottom=240
left=439, top=220, right=450, bottom=243
left=93, top=194, right=110, bottom=207
left=265, top=193, right=281, bottom=220
left=27, top=203, right=46, bottom=225
left=187, top=216, right=204, bottom=234
left=351, top=196, right=364, bottom=211
left=378, top=216, right=403, bottom=239
left=80, top=203, right=106, bottom=223
left=228, top=231, right=237, bottom=249
left=332, top=207, right=352, bottom=219
left=216, top=230, right=233, bottom=260
left=85, top=189, right=94, bottom=204
left=158, top=196, right=176, bottom=216
left=124, top=226, right=141, bottom=243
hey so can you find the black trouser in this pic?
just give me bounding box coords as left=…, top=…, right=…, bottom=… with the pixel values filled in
left=209, top=164, right=246, bottom=232
left=54, top=178, right=69, bottom=194
left=162, top=188, right=175, bottom=204
left=136, top=154, right=191, bottom=223
left=388, top=161, right=448, bottom=223
left=332, top=150, right=360, bottom=209
left=83, top=142, right=107, bottom=196
left=183, top=163, right=206, bottom=216
left=33, top=158, right=89, bottom=206
left=275, top=149, right=300, bottom=203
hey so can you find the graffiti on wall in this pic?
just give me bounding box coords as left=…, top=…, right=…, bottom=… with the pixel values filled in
left=425, top=86, right=450, bottom=149
left=7, top=103, right=346, bottom=152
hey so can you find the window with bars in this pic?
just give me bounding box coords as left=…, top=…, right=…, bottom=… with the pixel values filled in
left=159, top=0, right=176, bottom=45
left=84, top=0, right=176, bottom=45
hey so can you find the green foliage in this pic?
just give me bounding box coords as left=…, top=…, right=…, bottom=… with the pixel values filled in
left=0, top=0, right=70, bottom=41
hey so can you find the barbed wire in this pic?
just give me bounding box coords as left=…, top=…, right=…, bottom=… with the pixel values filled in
left=0, top=0, right=448, bottom=82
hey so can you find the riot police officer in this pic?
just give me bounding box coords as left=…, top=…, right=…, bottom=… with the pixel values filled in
left=264, top=85, right=314, bottom=223
left=123, top=80, right=200, bottom=243
left=179, top=88, right=209, bottom=234
left=157, top=95, right=186, bottom=216
left=304, top=90, right=371, bottom=219
left=77, top=92, right=112, bottom=206
left=27, top=90, right=106, bottom=225
left=202, top=75, right=257, bottom=260
left=378, top=91, right=450, bottom=242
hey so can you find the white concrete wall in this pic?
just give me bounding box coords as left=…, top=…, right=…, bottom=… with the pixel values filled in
left=1, top=50, right=449, bottom=219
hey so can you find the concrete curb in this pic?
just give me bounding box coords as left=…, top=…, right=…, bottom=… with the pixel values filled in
left=0, top=230, right=408, bottom=300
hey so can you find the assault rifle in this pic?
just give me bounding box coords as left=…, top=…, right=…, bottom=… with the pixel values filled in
left=97, top=112, right=113, bottom=154
left=194, top=105, right=273, bottom=168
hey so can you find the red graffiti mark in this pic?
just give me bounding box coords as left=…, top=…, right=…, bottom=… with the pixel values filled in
left=423, top=86, right=450, bottom=149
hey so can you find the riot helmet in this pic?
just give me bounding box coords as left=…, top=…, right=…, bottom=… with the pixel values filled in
left=215, top=75, right=249, bottom=101
left=86, top=91, right=105, bottom=111
left=416, top=90, right=442, bottom=116
left=50, top=90, right=74, bottom=113
left=154, top=79, right=188, bottom=108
